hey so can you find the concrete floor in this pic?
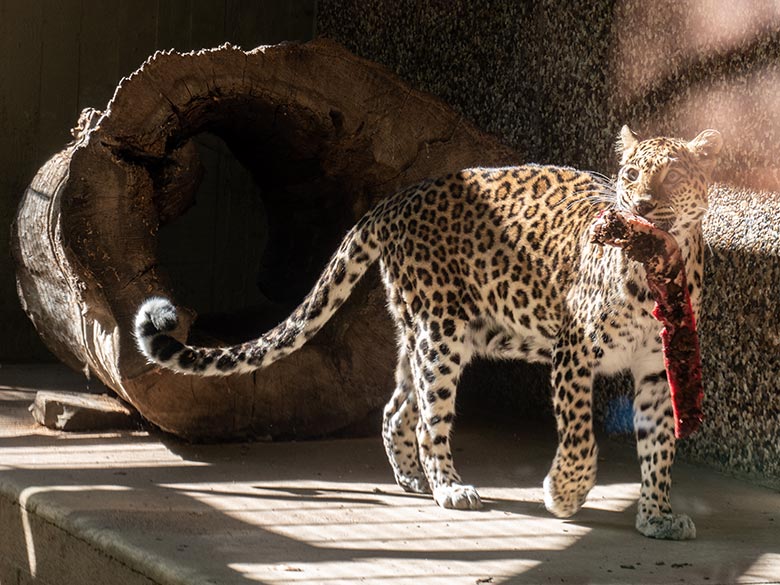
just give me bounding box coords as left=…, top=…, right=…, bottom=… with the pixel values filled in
left=0, top=365, right=778, bottom=585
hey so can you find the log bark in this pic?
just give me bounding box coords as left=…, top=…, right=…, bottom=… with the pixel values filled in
left=11, top=39, right=516, bottom=440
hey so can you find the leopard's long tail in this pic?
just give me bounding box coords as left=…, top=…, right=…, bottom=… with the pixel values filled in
left=134, top=211, right=383, bottom=376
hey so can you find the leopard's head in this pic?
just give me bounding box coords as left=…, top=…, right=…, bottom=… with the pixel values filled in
left=615, top=126, right=723, bottom=231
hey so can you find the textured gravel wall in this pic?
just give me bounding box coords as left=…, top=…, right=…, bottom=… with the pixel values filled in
left=318, top=0, right=780, bottom=481
left=699, top=187, right=780, bottom=480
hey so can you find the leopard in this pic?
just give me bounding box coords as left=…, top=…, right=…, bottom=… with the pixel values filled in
left=135, top=126, right=722, bottom=540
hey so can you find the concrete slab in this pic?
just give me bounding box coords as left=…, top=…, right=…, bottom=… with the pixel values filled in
left=1, top=365, right=778, bottom=585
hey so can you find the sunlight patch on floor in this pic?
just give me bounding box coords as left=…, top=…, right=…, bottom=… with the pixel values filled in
left=0, top=440, right=209, bottom=470
left=741, top=553, right=780, bottom=583
left=229, top=558, right=541, bottom=585
left=579, top=482, right=640, bottom=512
left=170, top=480, right=640, bottom=584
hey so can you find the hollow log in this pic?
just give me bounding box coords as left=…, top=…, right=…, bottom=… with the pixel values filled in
left=11, top=39, right=516, bottom=440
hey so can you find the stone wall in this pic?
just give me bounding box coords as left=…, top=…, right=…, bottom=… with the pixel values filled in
left=318, top=0, right=780, bottom=481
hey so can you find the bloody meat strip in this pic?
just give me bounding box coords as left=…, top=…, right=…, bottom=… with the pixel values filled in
left=590, top=209, right=704, bottom=439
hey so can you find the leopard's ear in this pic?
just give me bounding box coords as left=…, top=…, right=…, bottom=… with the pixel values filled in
left=688, top=129, right=723, bottom=174
left=616, top=125, right=639, bottom=164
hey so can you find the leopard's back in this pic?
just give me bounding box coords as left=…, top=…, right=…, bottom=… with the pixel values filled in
left=376, top=164, right=612, bottom=360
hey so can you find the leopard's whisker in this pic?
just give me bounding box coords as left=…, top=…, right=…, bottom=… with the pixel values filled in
left=587, top=170, right=615, bottom=184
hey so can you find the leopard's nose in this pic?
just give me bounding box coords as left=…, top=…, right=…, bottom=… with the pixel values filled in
left=633, top=198, right=656, bottom=217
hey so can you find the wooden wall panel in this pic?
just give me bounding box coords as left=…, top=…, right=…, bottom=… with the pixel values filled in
left=0, top=0, right=315, bottom=362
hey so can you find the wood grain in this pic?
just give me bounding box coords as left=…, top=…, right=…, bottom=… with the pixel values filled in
left=12, top=39, right=516, bottom=440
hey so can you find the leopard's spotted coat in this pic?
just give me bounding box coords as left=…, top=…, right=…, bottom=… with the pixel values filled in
left=136, top=127, right=722, bottom=540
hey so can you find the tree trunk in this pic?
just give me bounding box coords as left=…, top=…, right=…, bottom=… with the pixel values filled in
left=11, top=39, right=516, bottom=440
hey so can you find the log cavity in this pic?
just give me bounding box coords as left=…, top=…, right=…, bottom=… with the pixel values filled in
left=151, top=101, right=354, bottom=344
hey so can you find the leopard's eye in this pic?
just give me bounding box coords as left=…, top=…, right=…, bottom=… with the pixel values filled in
left=664, top=169, right=682, bottom=184
left=624, top=167, right=640, bottom=182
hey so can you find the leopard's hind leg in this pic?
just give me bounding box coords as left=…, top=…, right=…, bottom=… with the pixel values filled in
left=409, top=320, right=482, bottom=510
left=382, top=345, right=430, bottom=494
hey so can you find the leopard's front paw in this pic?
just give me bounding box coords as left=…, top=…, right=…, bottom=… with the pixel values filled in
left=543, top=472, right=594, bottom=518
left=433, top=484, right=483, bottom=510
left=636, top=512, right=696, bottom=540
